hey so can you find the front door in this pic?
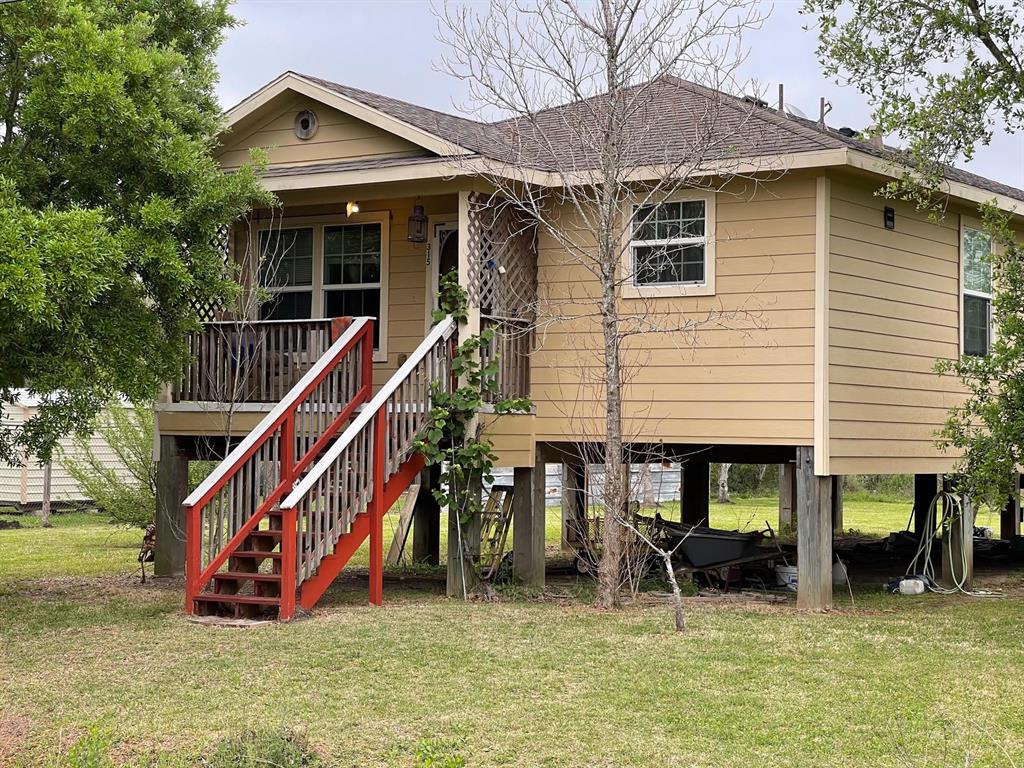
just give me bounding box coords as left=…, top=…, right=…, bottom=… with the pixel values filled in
left=428, top=219, right=459, bottom=323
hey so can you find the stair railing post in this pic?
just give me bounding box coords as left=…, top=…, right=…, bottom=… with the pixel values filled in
left=279, top=412, right=297, bottom=621
left=329, top=316, right=350, bottom=343
left=369, top=404, right=386, bottom=606
left=184, top=502, right=198, bottom=614
left=362, top=320, right=375, bottom=396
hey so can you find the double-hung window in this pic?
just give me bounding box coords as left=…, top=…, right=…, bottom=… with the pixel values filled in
left=962, top=226, right=993, bottom=357
left=259, top=227, right=314, bottom=321
left=626, top=194, right=715, bottom=297
left=323, top=223, right=383, bottom=348
left=256, top=214, right=389, bottom=359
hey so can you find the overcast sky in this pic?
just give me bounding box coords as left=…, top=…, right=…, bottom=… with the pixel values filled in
left=215, top=0, right=1024, bottom=190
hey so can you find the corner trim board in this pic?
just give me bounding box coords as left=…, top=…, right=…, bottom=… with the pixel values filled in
left=813, top=175, right=831, bottom=476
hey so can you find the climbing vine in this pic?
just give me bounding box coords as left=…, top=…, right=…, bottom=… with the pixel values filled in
left=413, top=273, right=531, bottom=592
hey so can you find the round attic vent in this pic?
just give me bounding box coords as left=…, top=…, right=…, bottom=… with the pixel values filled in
left=294, top=110, right=318, bottom=140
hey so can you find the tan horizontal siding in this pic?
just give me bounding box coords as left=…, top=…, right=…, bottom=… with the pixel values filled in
left=532, top=175, right=817, bottom=445
left=827, top=175, right=966, bottom=475
left=218, top=95, right=425, bottom=169
left=482, top=414, right=536, bottom=467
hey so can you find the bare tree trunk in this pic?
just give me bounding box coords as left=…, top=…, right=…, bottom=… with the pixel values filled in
left=597, top=306, right=624, bottom=606
left=660, top=549, right=686, bottom=631
left=717, top=463, right=732, bottom=504
left=596, top=0, right=626, bottom=609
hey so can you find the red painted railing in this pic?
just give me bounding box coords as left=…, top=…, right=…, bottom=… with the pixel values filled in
left=279, top=315, right=457, bottom=610
left=183, top=317, right=374, bottom=618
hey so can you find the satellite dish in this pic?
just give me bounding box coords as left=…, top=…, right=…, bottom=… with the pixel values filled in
left=784, top=103, right=808, bottom=119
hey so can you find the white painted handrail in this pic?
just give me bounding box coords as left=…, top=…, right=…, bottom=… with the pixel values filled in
left=183, top=317, right=373, bottom=507
left=280, top=315, right=456, bottom=509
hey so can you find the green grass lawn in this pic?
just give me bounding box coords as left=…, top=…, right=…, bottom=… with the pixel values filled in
left=1, top=508, right=1023, bottom=767
left=0, top=512, right=140, bottom=583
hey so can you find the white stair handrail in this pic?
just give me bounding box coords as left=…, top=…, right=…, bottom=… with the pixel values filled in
left=183, top=317, right=373, bottom=507
left=280, top=315, right=456, bottom=509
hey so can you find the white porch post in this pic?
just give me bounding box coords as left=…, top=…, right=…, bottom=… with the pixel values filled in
left=457, top=189, right=481, bottom=339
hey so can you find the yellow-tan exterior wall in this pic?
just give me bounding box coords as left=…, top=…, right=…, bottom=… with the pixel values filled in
left=827, top=173, right=966, bottom=475
left=531, top=174, right=818, bottom=446
left=217, top=95, right=425, bottom=170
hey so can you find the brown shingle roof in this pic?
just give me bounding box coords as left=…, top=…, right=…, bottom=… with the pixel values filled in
left=295, top=72, right=1024, bottom=203
left=296, top=72, right=506, bottom=156
left=787, top=115, right=1024, bottom=203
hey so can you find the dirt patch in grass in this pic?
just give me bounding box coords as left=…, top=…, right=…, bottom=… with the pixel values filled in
left=0, top=716, right=38, bottom=766
left=9, top=574, right=180, bottom=604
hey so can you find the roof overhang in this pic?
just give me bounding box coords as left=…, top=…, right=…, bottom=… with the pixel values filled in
left=256, top=156, right=554, bottom=192
left=254, top=144, right=1023, bottom=216
left=542, top=148, right=1023, bottom=214
left=220, top=72, right=474, bottom=159
left=843, top=149, right=1023, bottom=215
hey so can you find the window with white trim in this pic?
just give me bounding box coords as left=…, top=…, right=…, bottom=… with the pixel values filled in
left=258, top=227, right=313, bottom=321
left=630, top=200, right=707, bottom=287
left=323, top=223, right=383, bottom=347
left=255, top=215, right=389, bottom=359
left=962, top=226, right=993, bottom=357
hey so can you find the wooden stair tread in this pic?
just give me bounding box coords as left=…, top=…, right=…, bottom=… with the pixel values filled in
left=231, top=550, right=282, bottom=559
left=212, top=571, right=282, bottom=582
left=193, top=594, right=280, bottom=606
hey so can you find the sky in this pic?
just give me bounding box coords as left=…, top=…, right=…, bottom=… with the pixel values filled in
left=215, top=0, right=1024, bottom=191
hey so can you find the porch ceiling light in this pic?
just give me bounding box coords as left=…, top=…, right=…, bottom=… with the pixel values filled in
left=346, top=201, right=360, bottom=217
left=407, top=204, right=428, bottom=243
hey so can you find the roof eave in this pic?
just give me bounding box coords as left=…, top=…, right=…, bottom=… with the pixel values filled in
left=257, top=156, right=553, bottom=192
left=844, top=149, right=1024, bottom=215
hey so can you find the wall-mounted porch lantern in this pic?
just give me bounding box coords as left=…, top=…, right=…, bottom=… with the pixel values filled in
left=407, top=204, right=428, bottom=243
left=345, top=201, right=360, bottom=217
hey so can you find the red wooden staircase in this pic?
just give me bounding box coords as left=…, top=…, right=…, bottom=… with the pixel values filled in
left=184, top=315, right=456, bottom=620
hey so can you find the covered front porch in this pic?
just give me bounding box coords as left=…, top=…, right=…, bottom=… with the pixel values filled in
left=152, top=182, right=539, bottom=587
left=157, top=185, right=535, bottom=438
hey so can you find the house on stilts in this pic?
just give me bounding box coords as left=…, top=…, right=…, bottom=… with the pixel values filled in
left=154, top=72, right=1024, bottom=619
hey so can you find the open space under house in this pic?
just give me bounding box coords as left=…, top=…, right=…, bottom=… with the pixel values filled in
left=153, top=71, right=1024, bottom=620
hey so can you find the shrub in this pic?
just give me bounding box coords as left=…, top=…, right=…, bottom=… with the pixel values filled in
left=61, top=406, right=156, bottom=529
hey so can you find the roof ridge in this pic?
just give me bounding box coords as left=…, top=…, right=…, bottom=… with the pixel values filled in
left=660, top=75, right=842, bottom=152
left=290, top=71, right=491, bottom=129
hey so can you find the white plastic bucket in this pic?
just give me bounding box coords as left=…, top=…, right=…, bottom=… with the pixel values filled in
left=776, top=560, right=847, bottom=590
left=775, top=565, right=798, bottom=591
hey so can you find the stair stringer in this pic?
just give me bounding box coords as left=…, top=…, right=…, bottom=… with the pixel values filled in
left=298, top=452, right=426, bottom=610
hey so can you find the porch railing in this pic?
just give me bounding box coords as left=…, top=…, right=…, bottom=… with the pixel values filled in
left=174, top=318, right=345, bottom=403
left=280, top=315, right=457, bottom=606
left=183, top=317, right=374, bottom=619
left=481, top=315, right=531, bottom=402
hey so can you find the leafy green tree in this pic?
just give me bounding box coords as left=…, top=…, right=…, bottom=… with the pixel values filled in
left=0, top=0, right=271, bottom=464
left=802, top=0, right=1024, bottom=205
left=805, top=1, right=1024, bottom=504
left=937, top=208, right=1024, bottom=507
